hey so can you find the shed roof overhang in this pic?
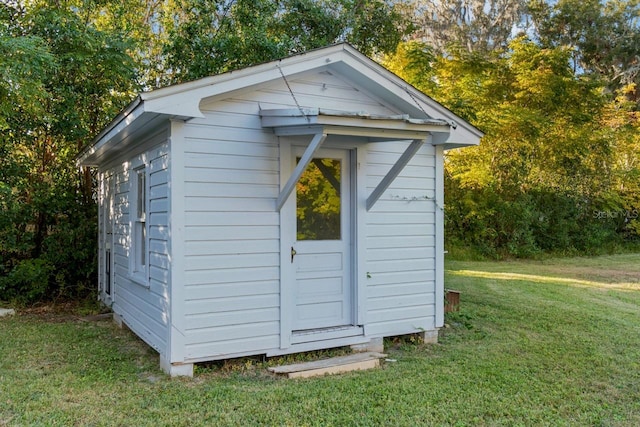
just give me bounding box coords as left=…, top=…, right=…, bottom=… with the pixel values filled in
left=78, top=44, right=483, bottom=168
left=260, top=108, right=452, bottom=211
left=260, top=108, right=452, bottom=144
left=76, top=98, right=173, bottom=167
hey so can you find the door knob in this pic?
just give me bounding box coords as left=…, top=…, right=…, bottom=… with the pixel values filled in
left=291, top=247, right=297, bottom=263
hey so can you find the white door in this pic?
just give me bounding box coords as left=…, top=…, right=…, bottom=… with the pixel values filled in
left=291, top=147, right=352, bottom=331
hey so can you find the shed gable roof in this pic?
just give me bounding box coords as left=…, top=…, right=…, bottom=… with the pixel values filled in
left=78, top=43, right=482, bottom=166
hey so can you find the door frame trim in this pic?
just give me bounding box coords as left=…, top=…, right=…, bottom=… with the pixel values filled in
left=278, top=137, right=365, bottom=349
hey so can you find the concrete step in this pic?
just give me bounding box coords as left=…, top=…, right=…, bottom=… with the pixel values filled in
left=268, top=351, right=387, bottom=378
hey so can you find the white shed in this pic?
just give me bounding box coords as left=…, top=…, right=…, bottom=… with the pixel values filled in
left=78, top=44, right=482, bottom=377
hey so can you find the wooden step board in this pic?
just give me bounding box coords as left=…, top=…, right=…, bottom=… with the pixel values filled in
left=268, top=352, right=387, bottom=379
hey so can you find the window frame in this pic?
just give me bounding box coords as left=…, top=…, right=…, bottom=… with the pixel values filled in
left=129, top=157, right=149, bottom=287
left=295, top=157, right=343, bottom=241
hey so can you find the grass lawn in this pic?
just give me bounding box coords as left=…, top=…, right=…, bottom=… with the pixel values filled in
left=1, top=254, right=639, bottom=426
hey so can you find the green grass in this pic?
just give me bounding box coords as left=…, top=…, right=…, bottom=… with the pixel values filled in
left=2, top=254, right=640, bottom=426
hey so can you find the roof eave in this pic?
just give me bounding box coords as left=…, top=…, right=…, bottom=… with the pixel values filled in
left=77, top=98, right=150, bottom=167
left=78, top=43, right=483, bottom=167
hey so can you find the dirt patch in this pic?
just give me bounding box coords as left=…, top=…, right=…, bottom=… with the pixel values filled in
left=17, top=301, right=112, bottom=323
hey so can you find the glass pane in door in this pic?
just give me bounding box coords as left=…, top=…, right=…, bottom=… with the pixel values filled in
left=296, top=158, right=341, bottom=241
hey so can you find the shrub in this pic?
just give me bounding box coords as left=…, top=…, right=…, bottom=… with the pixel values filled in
left=0, top=258, right=54, bottom=304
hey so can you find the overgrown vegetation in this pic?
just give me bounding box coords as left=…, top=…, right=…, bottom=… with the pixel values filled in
left=1, top=0, right=639, bottom=302
left=0, top=0, right=411, bottom=303
left=385, top=35, right=640, bottom=258
left=1, top=254, right=639, bottom=425
left=0, top=3, right=137, bottom=303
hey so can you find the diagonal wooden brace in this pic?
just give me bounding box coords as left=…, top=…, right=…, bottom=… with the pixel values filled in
left=366, top=139, right=425, bottom=211
left=276, top=132, right=327, bottom=211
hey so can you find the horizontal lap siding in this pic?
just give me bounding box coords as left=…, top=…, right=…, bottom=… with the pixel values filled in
left=182, top=101, right=280, bottom=359
left=226, top=68, right=398, bottom=116
left=182, top=69, right=398, bottom=359
left=109, top=137, right=170, bottom=354
left=365, top=142, right=437, bottom=337
left=147, top=144, right=170, bottom=346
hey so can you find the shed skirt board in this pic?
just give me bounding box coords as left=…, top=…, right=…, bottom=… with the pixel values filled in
left=266, top=335, right=372, bottom=357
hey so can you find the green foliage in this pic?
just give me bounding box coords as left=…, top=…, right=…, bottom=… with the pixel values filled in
left=387, top=37, right=639, bottom=258
left=383, top=40, right=438, bottom=94
left=444, top=179, right=542, bottom=258
left=162, top=0, right=286, bottom=82
left=413, top=0, right=528, bottom=55
left=0, top=2, right=137, bottom=303
left=529, top=0, right=640, bottom=97
left=162, top=0, right=411, bottom=83
left=0, top=258, right=54, bottom=304
left=0, top=33, right=54, bottom=130
left=342, top=0, right=412, bottom=56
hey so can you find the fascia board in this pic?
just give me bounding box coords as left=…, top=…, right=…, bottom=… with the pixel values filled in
left=77, top=100, right=147, bottom=166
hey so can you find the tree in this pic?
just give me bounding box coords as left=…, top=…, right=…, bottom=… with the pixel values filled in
left=162, top=0, right=412, bottom=84
left=0, top=3, right=54, bottom=130
left=410, top=0, right=528, bottom=55
left=65, top=0, right=170, bottom=89
left=529, top=0, right=640, bottom=99
left=385, top=37, right=630, bottom=256
left=0, top=0, right=415, bottom=303
left=0, top=1, right=137, bottom=302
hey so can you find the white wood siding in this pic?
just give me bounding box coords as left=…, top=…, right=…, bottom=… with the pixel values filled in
left=214, top=68, right=398, bottom=116
left=103, top=131, right=170, bottom=355
left=181, top=69, right=399, bottom=360
left=365, top=141, right=437, bottom=337
left=181, top=102, right=281, bottom=359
